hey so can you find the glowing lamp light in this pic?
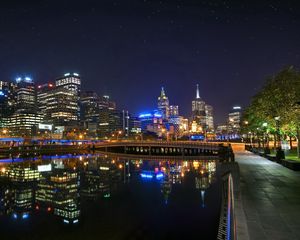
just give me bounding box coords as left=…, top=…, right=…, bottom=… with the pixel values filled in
left=16, top=77, right=22, bottom=82
left=0, top=90, right=4, bottom=96
left=13, top=213, right=18, bottom=219
left=22, top=213, right=29, bottom=219
left=47, top=207, right=51, bottom=212
left=25, top=77, right=32, bottom=82
left=139, top=113, right=152, bottom=118
left=73, top=73, right=79, bottom=76
left=156, top=173, right=164, bottom=179
left=233, top=106, right=241, bottom=110
left=63, top=219, right=70, bottom=224
left=73, top=219, right=79, bottom=224
left=64, top=73, right=70, bottom=76
left=141, top=173, right=153, bottom=179
left=35, top=205, right=39, bottom=210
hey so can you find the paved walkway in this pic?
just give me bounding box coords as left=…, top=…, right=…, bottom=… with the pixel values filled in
left=236, top=151, right=300, bottom=240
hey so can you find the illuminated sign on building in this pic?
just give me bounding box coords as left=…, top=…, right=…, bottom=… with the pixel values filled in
left=38, top=164, right=52, bottom=172
left=38, top=123, right=53, bottom=131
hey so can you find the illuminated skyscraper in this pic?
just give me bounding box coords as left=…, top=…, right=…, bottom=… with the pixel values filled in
left=37, top=83, right=55, bottom=121
left=15, top=77, right=36, bottom=112
left=169, top=105, right=179, bottom=117
left=8, top=77, right=43, bottom=136
left=45, top=87, right=79, bottom=126
left=192, top=84, right=206, bottom=128
left=228, top=106, right=242, bottom=137
left=0, top=80, right=16, bottom=127
left=56, top=73, right=81, bottom=121
left=157, top=87, right=169, bottom=119
left=55, top=73, right=81, bottom=95
left=205, top=104, right=214, bottom=131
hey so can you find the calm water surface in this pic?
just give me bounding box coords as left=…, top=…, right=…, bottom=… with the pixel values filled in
left=0, top=153, right=222, bottom=240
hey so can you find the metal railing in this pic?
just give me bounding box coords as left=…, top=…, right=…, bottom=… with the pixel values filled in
left=217, top=172, right=236, bottom=240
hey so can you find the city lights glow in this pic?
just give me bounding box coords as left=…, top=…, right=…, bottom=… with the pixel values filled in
left=156, top=173, right=164, bottom=179
left=141, top=173, right=153, bottom=179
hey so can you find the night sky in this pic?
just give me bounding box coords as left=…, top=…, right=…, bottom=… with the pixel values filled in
left=1, top=0, right=300, bottom=124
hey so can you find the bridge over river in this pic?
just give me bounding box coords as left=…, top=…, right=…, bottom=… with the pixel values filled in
left=94, top=141, right=235, bottom=161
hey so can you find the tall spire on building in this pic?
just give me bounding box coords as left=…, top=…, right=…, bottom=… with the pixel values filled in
left=160, top=87, right=166, bottom=98
left=196, top=84, right=200, bottom=99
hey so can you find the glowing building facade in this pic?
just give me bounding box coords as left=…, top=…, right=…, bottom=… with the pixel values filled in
left=157, top=87, right=169, bottom=120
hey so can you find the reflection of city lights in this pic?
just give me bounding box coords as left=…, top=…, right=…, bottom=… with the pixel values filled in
left=193, top=161, right=199, bottom=169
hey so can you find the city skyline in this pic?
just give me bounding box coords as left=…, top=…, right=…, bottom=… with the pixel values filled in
left=1, top=1, right=300, bottom=123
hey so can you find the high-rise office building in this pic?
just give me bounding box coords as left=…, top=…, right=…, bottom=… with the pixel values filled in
left=0, top=81, right=17, bottom=128
left=228, top=106, right=242, bottom=137
left=37, top=83, right=55, bottom=121
left=56, top=73, right=81, bottom=121
left=169, top=105, right=179, bottom=117
left=80, top=91, right=100, bottom=124
left=191, top=84, right=214, bottom=134
left=45, top=87, right=79, bottom=126
left=157, top=87, right=169, bottom=119
left=7, top=77, right=43, bottom=136
left=205, top=104, right=214, bottom=131
left=55, top=73, right=81, bottom=95
left=15, top=77, right=36, bottom=112
left=192, top=84, right=206, bottom=128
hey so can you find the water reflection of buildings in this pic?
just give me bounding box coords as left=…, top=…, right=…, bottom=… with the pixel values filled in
left=4, top=165, right=41, bottom=219
left=137, top=159, right=217, bottom=205
left=36, top=169, right=80, bottom=224
left=80, top=156, right=122, bottom=199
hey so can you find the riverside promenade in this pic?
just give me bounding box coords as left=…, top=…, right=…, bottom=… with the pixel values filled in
left=236, top=151, right=300, bottom=240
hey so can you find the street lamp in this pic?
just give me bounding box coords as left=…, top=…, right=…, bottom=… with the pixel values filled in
left=117, top=130, right=122, bottom=141
left=274, top=116, right=280, bottom=148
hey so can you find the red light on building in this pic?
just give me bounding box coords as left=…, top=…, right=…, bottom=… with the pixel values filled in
left=49, top=83, right=53, bottom=87
left=47, top=207, right=51, bottom=212
left=35, top=205, right=39, bottom=210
